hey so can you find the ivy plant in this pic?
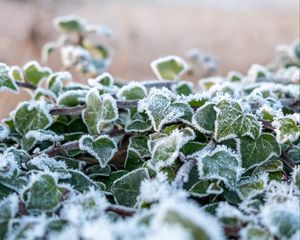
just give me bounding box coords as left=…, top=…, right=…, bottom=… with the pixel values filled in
left=0, top=16, right=299, bottom=240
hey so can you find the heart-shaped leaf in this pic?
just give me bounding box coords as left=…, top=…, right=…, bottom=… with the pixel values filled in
left=214, top=99, right=261, bottom=142
left=197, top=145, right=243, bottom=189
left=138, top=88, right=193, bottom=132
left=0, top=123, right=9, bottom=140
left=111, top=168, right=150, bottom=207
left=22, top=174, right=66, bottom=212
left=79, top=135, right=117, bottom=168
left=151, top=55, right=188, bottom=80
left=23, top=61, right=51, bottom=86
left=83, top=88, right=118, bottom=134
left=239, top=133, right=281, bottom=169
left=0, top=63, right=18, bottom=93
left=192, top=102, right=216, bottom=134
left=14, top=101, right=53, bottom=134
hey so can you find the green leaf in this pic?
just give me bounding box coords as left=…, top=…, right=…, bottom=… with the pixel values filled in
left=111, top=168, right=149, bottom=207
left=239, top=133, right=281, bottom=169
left=241, top=225, right=272, bottom=240
left=149, top=130, right=184, bottom=170
left=67, top=170, right=102, bottom=192
left=0, top=63, right=18, bottom=93
left=117, top=82, right=147, bottom=100
left=138, top=89, right=193, bottom=132
left=23, top=61, right=51, bottom=86
left=292, top=166, right=300, bottom=188
left=23, top=174, right=66, bottom=212
left=128, top=135, right=150, bottom=158
left=47, top=72, right=70, bottom=97
left=237, top=174, right=268, bottom=200
left=79, top=135, right=117, bottom=168
left=125, top=119, right=152, bottom=133
left=173, top=82, right=193, bottom=96
left=53, top=15, right=84, bottom=33
left=0, top=123, right=9, bottom=140
left=197, top=146, right=242, bottom=188
left=88, top=72, right=114, bottom=87
left=0, top=194, right=19, bottom=239
left=82, top=89, right=118, bottom=134
left=253, top=159, right=283, bottom=176
left=214, top=99, right=261, bottom=142
left=125, top=148, right=143, bottom=171
left=262, top=201, right=300, bottom=239
left=151, top=55, right=188, bottom=80
left=57, top=90, right=87, bottom=107
left=14, top=101, right=53, bottom=134
left=192, top=103, right=216, bottom=134
left=273, top=115, right=300, bottom=143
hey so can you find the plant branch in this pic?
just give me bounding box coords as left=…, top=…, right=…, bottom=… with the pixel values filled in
left=16, top=81, right=37, bottom=90
left=105, top=205, right=136, bottom=217
left=39, top=128, right=125, bottom=158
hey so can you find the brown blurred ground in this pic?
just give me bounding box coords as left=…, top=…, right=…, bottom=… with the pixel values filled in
left=0, top=0, right=299, bottom=118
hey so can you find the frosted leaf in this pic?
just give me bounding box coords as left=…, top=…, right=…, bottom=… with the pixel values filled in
left=57, top=89, right=87, bottom=107
left=216, top=202, right=244, bottom=226
left=29, top=154, right=70, bottom=179
left=47, top=72, right=71, bottom=97
left=138, top=173, right=186, bottom=206
left=0, top=194, right=19, bottom=239
left=192, top=102, right=216, bottom=134
left=198, top=76, right=224, bottom=91
left=138, top=88, right=187, bottom=132
left=10, top=65, right=23, bottom=81
left=0, top=63, right=19, bottom=93
left=247, top=64, right=272, bottom=82
left=148, top=223, right=192, bottom=240
left=264, top=181, right=297, bottom=204
left=53, top=15, right=85, bottom=33
left=88, top=72, right=114, bottom=87
left=272, top=114, right=300, bottom=144
left=60, top=46, right=99, bottom=74
left=261, top=200, right=300, bottom=239
left=84, top=24, right=113, bottom=37
left=197, top=145, right=243, bottom=189
left=79, top=134, right=117, bottom=168
left=256, top=104, right=283, bottom=121
left=240, top=225, right=272, bottom=240
left=149, top=130, right=184, bottom=170
left=275, top=66, right=300, bottom=83
left=0, top=151, right=20, bottom=178
left=214, top=99, right=261, bottom=142
left=239, top=133, right=281, bottom=170
left=292, top=166, right=300, bottom=189
left=111, top=168, right=150, bottom=207
left=22, top=173, right=67, bottom=212
left=128, top=135, right=150, bottom=158
left=33, top=87, right=57, bottom=101
left=25, top=130, right=64, bottom=142
left=150, top=197, right=224, bottom=240
left=252, top=159, right=283, bottom=176
left=116, top=82, right=147, bottom=100
left=23, top=61, right=52, bottom=86
left=172, top=81, right=193, bottom=96
left=227, top=71, right=243, bottom=82
left=237, top=174, right=268, bottom=200
left=67, top=169, right=103, bottom=192
left=125, top=119, right=152, bottom=133
left=13, top=100, right=53, bottom=134
left=151, top=55, right=189, bottom=80
left=0, top=123, right=9, bottom=140
left=189, top=179, right=223, bottom=198
left=82, top=88, right=118, bottom=134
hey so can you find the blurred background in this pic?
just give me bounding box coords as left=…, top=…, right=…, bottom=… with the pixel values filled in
left=0, top=0, right=299, bottom=118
